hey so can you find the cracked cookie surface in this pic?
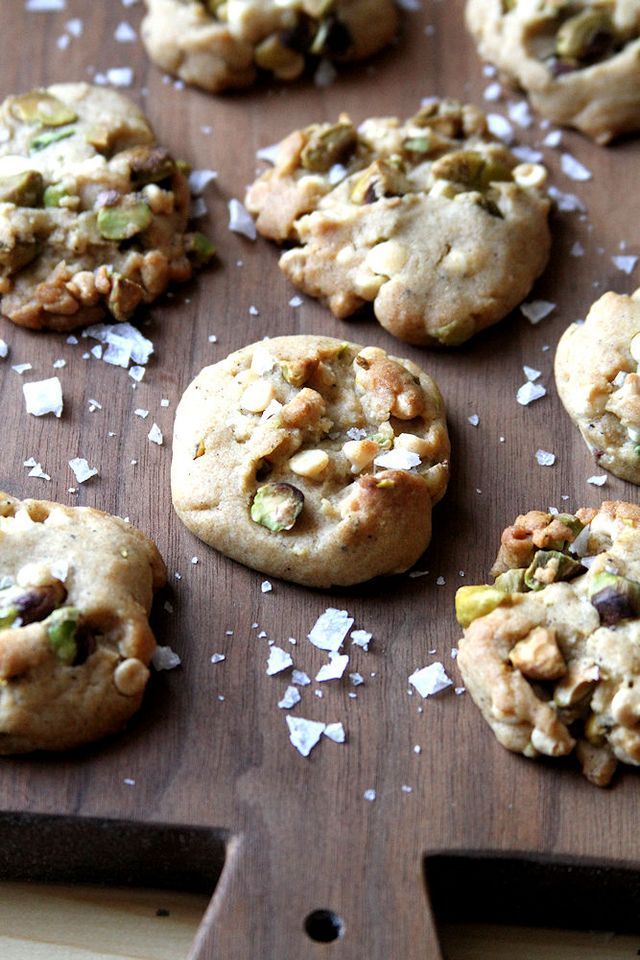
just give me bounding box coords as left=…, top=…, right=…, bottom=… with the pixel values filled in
left=466, top=0, right=640, bottom=143
left=0, top=82, right=214, bottom=332
left=171, top=334, right=449, bottom=587
left=245, top=100, right=551, bottom=346
left=141, top=0, right=398, bottom=92
left=555, top=288, right=640, bottom=483
left=456, top=501, right=640, bottom=786
left=0, top=492, right=167, bottom=753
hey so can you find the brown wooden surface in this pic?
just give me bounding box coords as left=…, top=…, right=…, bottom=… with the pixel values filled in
left=0, top=2, right=639, bottom=959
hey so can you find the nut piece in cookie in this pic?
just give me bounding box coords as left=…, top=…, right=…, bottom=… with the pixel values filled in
left=141, top=0, right=398, bottom=93
left=456, top=500, right=640, bottom=786
left=555, top=288, right=640, bottom=483
left=466, top=0, right=640, bottom=143
left=171, top=335, right=450, bottom=587
left=0, top=492, right=167, bottom=753
left=0, top=82, right=215, bottom=332
left=245, top=101, right=551, bottom=346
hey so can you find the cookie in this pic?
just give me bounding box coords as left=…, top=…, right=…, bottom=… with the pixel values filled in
left=456, top=501, right=640, bottom=786
left=0, top=492, right=167, bottom=753
left=555, top=288, right=640, bottom=484
left=171, top=335, right=449, bottom=587
left=466, top=0, right=640, bottom=144
left=141, top=0, right=398, bottom=92
left=245, top=100, right=551, bottom=346
left=0, top=82, right=214, bottom=332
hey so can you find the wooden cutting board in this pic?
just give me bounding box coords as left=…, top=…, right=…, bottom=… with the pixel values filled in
left=0, top=2, right=639, bottom=958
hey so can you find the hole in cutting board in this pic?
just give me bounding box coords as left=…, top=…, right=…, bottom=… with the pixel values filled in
left=305, top=908, right=345, bottom=943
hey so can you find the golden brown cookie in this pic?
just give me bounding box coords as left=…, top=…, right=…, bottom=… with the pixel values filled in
left=171, top=334, right=450, bottom=586
left=141, top=0, right=398, bottom=92
left=0, top=82, right=214, bottom=331
left=466, top=0, right=640, bottom=143
left=0, top=492, right=166, bottom=753
left=456, top=501, right=640, bottom=786
left=245, top=100, right=551, bottom=346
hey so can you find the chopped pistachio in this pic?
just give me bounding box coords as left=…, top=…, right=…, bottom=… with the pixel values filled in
left=524, top=550, right=585, bottom=590
left=376, top=478, right=395, bottom=489
left=43, top=181, right=70, bottom=208
left=431, top=150, right=512, bottom=190
left=456, top=585, right=507, bottom=627
left=589, top=572, right=640, bottom=625
left=250, top=482, right=304, bottom=532
left=97, top=202, right=152, bottom=241
left=403, top=136, right=432, bottom=154
left=186, top=232, right=216, bottom=266
left=300, top=122, right=358, bottom=173
left=128, top=146, right=175, bottom=187
left=46, top=606, right=79, bottom=664
left=30, top=127, right=75, bottom=152
left=84, top=124, right=111, bottom=151
left=350, top=158, right=405, bottom=204
left=12, top=91, right=77, bottom=127
left=0, top=170, right=43, bottom=207
left=493, top=568, right=527, bottom=593
left=0, top=606, right=18, bottom=631
left=556, top=10, right=615, bottom=63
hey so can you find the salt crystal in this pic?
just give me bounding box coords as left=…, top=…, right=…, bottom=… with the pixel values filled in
left=0, top=340, right=8, bottom=358
left=249, top=305, right=259, bottom=316
left=468, top=414, right=479, bottom=426
left=401, top=785, right=413, bottom=794
left=455, top=686, right=466, bottom=695
left=256, top=142, right=280, bottom=164
left=587, top=474, right=607, bottom=486
left=68, top=457, right=98, bottom=483
left=314, top=58, right=337, bottom=88
left=520, top=300, right=555, bottom=324
left=516, top=381, right=546, bottom=405
left=107, top=66, right=134, bottom=87
left=395, top=0, right=421, bottom=8
left=291, top=670, right=311, bottom=688
left=208, top=334, right=218, bottom=344
left=228, top=199, right=256, bottom=240
left=134, top=408, right=149, bottom=419
left=84, top=321, right=153, bottom=365
left=267, top=646, right=293, bottom=676
left=191, top=556, right=199, bottom=565
left=23, top=377, right=63, bottom=417
left=363, top=788, right=376, bottom=802
left=211, top=653, right=226, bottom=664
left=189, top=169, right=218, bottom=195
left=289, top=295, right=303, bottom=308
left=350, top=629, right=372, bottom=650
left=286, top=716, right=325, bottom=757
left=561, top=153, right=591, bottom=181
left=129, top=366, right=145, bottom=382
left=324, top=722, right=346, bottom=743
left=349, top=672, right=364, bottom=686
left=612, top=371, right=627, bottom=387
left=548, top=185, right=586, bottom=213
left=148, top=423, right=163, bottom=445
left=486, top=113, right=514, bottom=143
left=523, top=365, right=541, bottom=381
left=114, top=20, right=136, bottom=41
left=57, top=34, right=70, bottom=49
left=570, top=241, right=585, bottom=257
left=52, top=358, right=66, bottom=369
left=536, top=449, right=556, bottom=467
left=27, top=462, right=50, bottom=480
left=278, top=685, right=301, bottom=709
left=374, top=448, right=420, bottom=470
left=152, top=645, right=181, bottom=670
left=542, top=130, right=562, bottom=148
left=308, top=608, right=354, bottom=652
left=483, top=82, right=502, bottom=102
left=483, top=64, right=497, bottom=76
left=346, top=427, right=367, bottom=441
left=160, top=398, right=170, bottom=408
left=190, top=197, right=208, bottom=219
left=66, top=18, right=82, bottom=34
left=315, top=652, right=349, bottom=682
left=12, top=363, right=32, bottom=374
left=511, top=144, right=543, bottom=163
left=409, top=662, right=453, bottom=698
left=251, top=344, right=275, bottom=374
left=26, top=0, right=65, bottom=9
left=508, top=100, right=533, bottom=128
left=261, top=580, right=273, bottom=593
left=612, top=255, right=638, bottom=275
left=414, top=744, right=422, bottom=754
left=123, top=778, right=135, bottom=786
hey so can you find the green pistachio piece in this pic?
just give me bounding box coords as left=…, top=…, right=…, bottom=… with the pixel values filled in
left=46, top=606, right=79, bottom=664
left=0, top=606, right=18, bottom=631
left=455, top=585, right=507, bottom=628
left=12, top=91, right=77, bottom=127
left=250, top=482, right=304, bottom=532
left=524, top=549, right=585, bottom=591
left=589, top=572, right=640, bottom=626
left=43, top=182, right=70, bottom=207
left=127, top=146, right=175, bottom=187
left=30, top=127, right=75, bottom=152
left=186, top=231, right=216, bottom=266
left=350, top=158, right=406, bottom=204
left=0, top=239, right=39, bottom=272
left=402, top=136, right=432, bottom=154
left=0, top=170, right=43, bottom=207
left=431, top=150, right=512, bottom=190
left=300, top=122, right=358, bottom=173
left=546, top=513, right=585, bottom=550
left=556, top=10, right=614, bottom=62
left=493, top=568, right=527, bottom=593
left=97, top=202, right=152, bottom=241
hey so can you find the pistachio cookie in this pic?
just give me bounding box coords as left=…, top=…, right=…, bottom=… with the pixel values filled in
left=0, top=492, right=167, bottom=753
left=555, top=288, right=640, bottom=483
left=171, top=335, right=449, bottom=587
left=141, top=0, right=398, bottom=92
left=466, top=0, right=640, bottom=144
left=0, top=82, right=214, bottom=331
left=457, top=501, right=640, bottom=786
left=245, top=100, right=551, bottom=346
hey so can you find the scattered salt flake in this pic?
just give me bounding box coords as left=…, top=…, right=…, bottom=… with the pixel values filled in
left=68, top=457, right=98, bottom=483
left=107, top=66, right=134, bottom=87
left=483, top=63, right=497, bottom=76
left=350, top=672, right=364, bottom=686
left=520, top=300, right=555, bottom=324
left=308, top=608, right=354, bottom=652
left=23, top=377, right=63, bottom=417
left=26, top=461, right=50, bottom=480
left=251, top=344, right=275, bottom=374
left=286, top=716, right=325, bottom=757
left=12, top=363, right=32, bottom=374
left=267, top=646, right=293, bottom=676
left=52, top=358, right=66, bottom=369
left=517, top=381, right=546, bottom=405
left=148, top=423, right=163, bottom=445
left=0, top=340, right=8, bottom=358
left=152, top=645, right=181, bottom=670
left=612, top=255, right=638, bottom=275
left=512, top=144, right=543, bottom=163
left=189, top=168, right=218, bottom=195
left=211, top=653, right=226, bottom=664
left=536, top=449, right=556, bottom=467
left=134, top=408, right=149, bottom=419
left=548, top=185, right=586, bottom=213
left=84, top=321, right=153, bottom=365
left=256, top=141, right=280, bottom=164
left=374, top=448, right=420, bottom=470
left=228, top=199, right=256, bottom=240
left=208, top=334, right=218, bottom=343
left=160, top=398, right=170, bottom=408
left=401, top=785, right=413, bottom=794
left=486, top=113, right=514, bottom=143
left=561, top=153, right=592, bottom=181
left=292, top=669, right=311, bottom=686
left=409, top=569, right=429, bottom=578
left=57, top=33, right=70, bottom=48
left=129, top=365, right=146, bottom=382
left=191, top=556, right=199, bottom=565
left=542, top=129, right=562, bottom=148
left=414, top=744, right=422, bottom=754
left=190, top=197, right=208, bottom=219
left=114, top=20, right=136, bottom=42
left=278, top=685, right=301, bottom=709
left=315, top=651, right=349, bottom=682
left=436, top=576, right=445, bottom=586
left=324, top=722, right=346, bottom=743
left=350, top=629, right=372, bottom=650
left=468, top=414, right=479, bottom=426
left=90, top=344, right=103, bottom=360
left=455, top=686, right=466, bottom=695
left=587, top=474, right=607, bottom=486
left=123, top=778, right=136, bottom=786
left=346, top=427, right=367, bottom=441
left=314, top=689, right=323, bottom=698
left=508, top=99, right=533, bottom=127
left=363, top=788, right=376, bottom=802
left=26, top=0, right=65, bottom=9
left=261, top=579, right=273, bottom=593
left=314, top=58, right=337, bottom=88
left=395, top=0, right=421, bottom=8
left=523, top=365, right=541, bottom=381
left=409, top=662, right=453, bottom=698
left=570, top=241, right=585, bottom=257
left=483, top=81, right=502, bottom=101
left=451, top=647, right=459, bottom=660
left=289, top=295, right=303, bottom=308
left=249, top=305, right=259, bottom=316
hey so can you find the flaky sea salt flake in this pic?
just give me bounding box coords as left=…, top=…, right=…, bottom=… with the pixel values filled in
left=409, top=662, right=453, bottom=698
left=587, top=474, right=607, bottom=486
left=520, top=300, right=555, bottom=324
left=612, top=255, right=638, bottom=275
left=350, top=629, right=372, bottom=650
left=374, top=448, right=420, bottom=470
left=278, top=685, right=301, bottom=709
left=228, top=199, right=256, bottom=240
left=114, top=20, right=136, bottom=42
left=148, top=423, right=163, bottom=445
left=267, top=645, right=293, bottom=676
left=107, top=66, right=134, bottom=87
left=324, top=722, right=346, bottom=743
left=189, top=169, right=218, bottom=195
left=308, top=608, right=354, bottom=651
left=517, top=381, right=546, bottom=405
left=561, top=152, right=592, bottom=181
left=536, top=449, right=556, bottom=466
left=286, top=716, right=325, bottom=757
left=68, top=457, right=98, bottom=483
left=292, top=669, right=311, bottom=686
left=152, top=645, right=181, bottom=670
left=316, top=652, right=349, bottom=682
left=23, top=377, right=63, bottom=417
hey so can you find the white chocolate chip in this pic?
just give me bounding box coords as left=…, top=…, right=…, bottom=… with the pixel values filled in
left=630, top=333, right=640, bottom=364
left=288, top=448, right=329, bottom=478
left=342, top=438, right=379, bottom=472
left=512, top=162, right=547, bottom=189
left=240, top=379, right=276, bottom=413
left=365, top=240, right=408, bottom=276
left=113, top=658, right=150, bottom=697
left=442, top=248, right=471, bottom=276
left=16, top=562, right=56, bottom=588
left=394, top=433, right=432, bottom=457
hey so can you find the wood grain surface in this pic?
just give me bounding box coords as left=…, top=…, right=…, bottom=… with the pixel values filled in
left=0, top=2, right=639, bottom=959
